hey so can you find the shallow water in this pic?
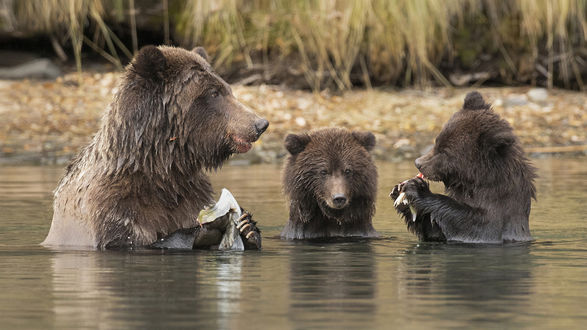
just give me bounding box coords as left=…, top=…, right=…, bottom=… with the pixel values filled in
left=0, top=159, right=586, bottom=329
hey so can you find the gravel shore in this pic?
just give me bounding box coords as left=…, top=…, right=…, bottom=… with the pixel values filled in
left=1, top=71, right=586, bottom=165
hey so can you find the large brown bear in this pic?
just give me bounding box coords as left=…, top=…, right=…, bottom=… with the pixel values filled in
left=42, top=46, right=268, bottom=249
left=281, top=128, right=378, bottom=239
left=391, top=91, right=536, bottom=243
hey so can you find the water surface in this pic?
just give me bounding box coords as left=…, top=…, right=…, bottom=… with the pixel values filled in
left=0, top=159, right=586, bottom=329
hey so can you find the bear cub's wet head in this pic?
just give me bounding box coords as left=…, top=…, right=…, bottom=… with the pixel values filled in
left=415, top=91, right=518, bottom=189
left=281, top=128, right=378, bottom=240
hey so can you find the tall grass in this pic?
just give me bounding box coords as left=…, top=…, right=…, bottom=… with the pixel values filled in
left=4, top=0, right=586, bottom=90
left=10, top=0, right=130, bottom=72
left=179, top=0, right=469, bottom=88
left=515, top=0, right=586, bottom=88
left=179, top=0, right=586, bottom=90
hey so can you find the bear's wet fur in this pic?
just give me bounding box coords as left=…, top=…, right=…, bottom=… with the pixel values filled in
left=43, top=45, right=267, bottom=249
left=281, top=128, right=378, bottom=239
left=391, top=91, right=536, bottom=243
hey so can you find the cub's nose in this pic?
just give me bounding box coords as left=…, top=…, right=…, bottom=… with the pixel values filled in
left=254, top=119, right=269, bottom=136
left=332, top=194, right=348, bottom=208
left=414, top=157, right=422, bottom=170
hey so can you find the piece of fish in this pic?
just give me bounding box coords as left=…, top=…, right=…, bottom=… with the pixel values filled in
left=198, top=188, right=245, bottom=251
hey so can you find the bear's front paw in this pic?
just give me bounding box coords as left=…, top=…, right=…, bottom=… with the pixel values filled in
left=237, top=211, right=262, bottom=250
left=390, top=182, right=410, bottom=212
left=390, top=183, right=401, bottom=200
left=402, top=177, right=430, bottom=202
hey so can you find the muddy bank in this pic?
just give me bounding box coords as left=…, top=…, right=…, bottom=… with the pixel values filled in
left=0, top=71, right=586, bottom=165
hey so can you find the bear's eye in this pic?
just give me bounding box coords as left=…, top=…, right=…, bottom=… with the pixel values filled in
left=210, top=89, right=220, bottom=98
left=344, top=169, right=352, bottom=175
left=320, top=170, right=328, bottom=176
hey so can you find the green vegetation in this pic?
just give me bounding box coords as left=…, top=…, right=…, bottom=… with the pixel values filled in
left=3, top=0, right=586, bottom=90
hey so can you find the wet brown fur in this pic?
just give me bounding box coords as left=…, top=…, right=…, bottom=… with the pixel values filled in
left=281, top=128, right=378, bottom=239
left=391, top=91, right=536, bottom=243
left=43, top=46, right=266, bottom=249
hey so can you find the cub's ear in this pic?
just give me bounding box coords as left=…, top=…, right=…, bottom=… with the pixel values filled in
left=192, top=46, right=209, bottom=62
left=352, top=131, right=376, bottom=151
left=480, top=131, right=516, bottom=156
left=133, top=45, right=167, bottom=81
left=285, top=133, right=311, bottom=155
left=463, top=91, right=490, bottom=110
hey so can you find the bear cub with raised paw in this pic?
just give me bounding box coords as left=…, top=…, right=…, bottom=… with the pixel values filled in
left=391, top=91, right=536, bottom=243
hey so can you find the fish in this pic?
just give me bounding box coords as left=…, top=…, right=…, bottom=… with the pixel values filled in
left=198, top=188, right=245, bottom=251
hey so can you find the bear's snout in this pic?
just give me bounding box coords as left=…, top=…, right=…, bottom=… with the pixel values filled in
left=414, top=151, right=446, bottom=182
left=414, top=152, right=437, bottom=180
left=254, top=119, right=269, bottom=137
left=226, top=98, right=269, bottom=153
left=325, top=175, right=349, bottom=209
left=415, top=157, right=423, bottom=170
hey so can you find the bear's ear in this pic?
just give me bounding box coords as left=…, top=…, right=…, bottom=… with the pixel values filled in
left=480, top=131, right=515, bottom=156
left=192, top=46, right=209, bottom=62
left=352, top=131, right=376, bottom=151
left=285, top=133, right=311, bottom=155
left=133, top=45, right=167, bottom=81
left=463, top=91, right=490, bottom=110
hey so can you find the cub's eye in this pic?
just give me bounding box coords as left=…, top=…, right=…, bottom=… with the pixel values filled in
left=210, top=89, right=220, bottom=98
left=320, top=170, right=328, bottom=176
left=344, top=169, right=352, bottom=175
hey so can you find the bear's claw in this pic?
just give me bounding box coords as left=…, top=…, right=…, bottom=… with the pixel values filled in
left=237, top=210, right=262, bottom=250
left=236, top=214, right=249, bottom=229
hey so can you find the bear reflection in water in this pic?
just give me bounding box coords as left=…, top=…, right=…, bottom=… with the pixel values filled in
left=398, top=242, right=535, bottom=310
left=288, top=240, right=376, bottom=321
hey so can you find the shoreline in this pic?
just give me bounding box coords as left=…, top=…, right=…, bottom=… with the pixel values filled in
left=1, top=72, right=586, bottom=166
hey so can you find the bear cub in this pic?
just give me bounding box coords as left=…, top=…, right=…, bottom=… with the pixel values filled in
left=281, top=128, right=378, bottom=239
left=391, top=91, right=536, bottom=243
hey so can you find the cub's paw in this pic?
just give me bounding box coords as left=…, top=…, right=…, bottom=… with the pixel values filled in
left=237, top=210, right=262, bottom=250
left=402, top=177, right=430, bottom=201
left=390, top=182, right=409, bottom=212
left=390, top=183, right=401, bottom=200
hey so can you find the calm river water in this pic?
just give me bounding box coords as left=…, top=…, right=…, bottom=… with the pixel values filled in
left=0, top=159, right=586, bottom=329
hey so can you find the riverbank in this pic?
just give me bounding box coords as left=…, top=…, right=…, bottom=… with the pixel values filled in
left=1, top=71, right=586, bottom=165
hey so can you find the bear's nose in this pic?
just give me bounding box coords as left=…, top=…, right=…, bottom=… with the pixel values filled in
left=332, top=194, right=347, bottom=208
left=414, top=157, right=422, bottom=170
left=254, top=119, right=269, bottom=136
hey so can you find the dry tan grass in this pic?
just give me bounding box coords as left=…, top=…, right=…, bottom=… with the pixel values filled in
left=178, top=0, right=587, bottom=89
left=5, top=0, right=586, bottom=89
